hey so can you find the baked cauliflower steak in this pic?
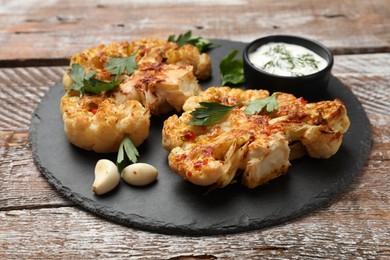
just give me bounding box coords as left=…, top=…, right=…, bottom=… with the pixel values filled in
left=61, top=38, right=211, bottom=153
left=269, top=93, right=350, bottom=159
left=162, top=87, right=350, bottom=189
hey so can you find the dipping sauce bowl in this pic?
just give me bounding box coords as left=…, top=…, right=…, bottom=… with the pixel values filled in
left=243, top=35, right=334, bottom=101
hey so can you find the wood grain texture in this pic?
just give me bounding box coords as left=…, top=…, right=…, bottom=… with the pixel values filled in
left=0, top=0, right=389, bottom=64
left=1, top=202, right=389, bottom=259
left=0, top=67, right=66, bottom=130
left=0, top=52, right=389, bottom=258
left=1, top=1, right=389, bottom=257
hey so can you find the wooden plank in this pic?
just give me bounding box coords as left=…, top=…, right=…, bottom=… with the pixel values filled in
left=333, top=54, right=390, bottom=117
left=0, top=67, right=71, bottom=209
left=0, top=67, right=66, bottom=130
left=0, top=131, right=72, bottom=210
left=0, top=0, right=389, bottom=63
left=0, top=199, right=389, bottom=259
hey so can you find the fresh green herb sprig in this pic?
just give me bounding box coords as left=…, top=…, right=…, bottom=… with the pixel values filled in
left=82, top=77, right=119, bottom=95
left=117, top=135, right=139, bottom=172
left=188, top=102, right=239, bottom=126
left=244, top=93, right=279, bottom=115
left=68, top=64, right=96, bottom=92
left=167, top=30, right=219, bottom=52
left=105, top=54, right=138, bottom=80
left=67, top=64, right=119, bottom=95
left=187, top=94, right=279, bottom=127
left=219, top=50, right=245, bottom=86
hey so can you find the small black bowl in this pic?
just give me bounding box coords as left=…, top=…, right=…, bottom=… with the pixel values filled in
left=243, top=35, right=334, bottom=101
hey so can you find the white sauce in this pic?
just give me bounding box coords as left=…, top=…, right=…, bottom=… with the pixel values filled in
left=249, top=42, right=327, bottom=77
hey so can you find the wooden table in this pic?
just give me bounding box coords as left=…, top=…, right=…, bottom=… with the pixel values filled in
left=1, top=0, right=389, bottom=258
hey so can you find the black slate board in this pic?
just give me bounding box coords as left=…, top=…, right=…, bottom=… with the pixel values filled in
left=29, top=39, right=372, bottom=236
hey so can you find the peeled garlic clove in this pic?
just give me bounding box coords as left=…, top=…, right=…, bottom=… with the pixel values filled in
left=93, top=159, right=120, bottom=195
left=121, top=163, right=158, bottom=186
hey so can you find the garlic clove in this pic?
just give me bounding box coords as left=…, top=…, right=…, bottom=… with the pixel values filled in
left=93, top=159, right=120, bottom=195
left=121, top=163, right=158, bottom=186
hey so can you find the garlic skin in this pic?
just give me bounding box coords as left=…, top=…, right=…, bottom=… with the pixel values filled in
left=121, top=163, right=158, bottom=186
left=93, top=159, right=120, bottom=195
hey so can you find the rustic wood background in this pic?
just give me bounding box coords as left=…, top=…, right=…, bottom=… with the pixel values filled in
left=0, top=0, right=389, bottom=259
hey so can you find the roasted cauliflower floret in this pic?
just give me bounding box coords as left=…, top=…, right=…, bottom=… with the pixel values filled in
left=163, top=88, right=292, bottom=189
left=162, top=87, right=350, bottom=189
left=61, top=63, right=200, bottom=153
left=241, top=133, right=290, bottom=188
left=164, top=44, right=212, bottom=80
left=163, top=109, right=291, bottom=188
left=61, top=37, right=210, bottom=153
left=270, top=93, right=350, bottom=158
left=61, top=92, right=150, bottom=153
left=63, top=38, right=212, bottom=88
left=121, top=63, right=201, bottom=115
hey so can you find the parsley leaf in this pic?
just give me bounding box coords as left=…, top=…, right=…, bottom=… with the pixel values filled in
left=67, top=63, right=119, bottom=95
left=188, top=102, right=239, bottom=126
left=117, top=135, right=139, bottom=172
left=219, top=50, right=245, bottom=86
left=105, top=55, right=138, bottom=80
left=194, top=38, right=220, bottom=52
left=68, top=64, right=96, bottom=93
left=167, top=30, right=219, bottom=52
left=187, top=94, right=279, bottom=126
left=244, top=93, right=279, bottom=115
left=83, top=77, right=119, bottom=95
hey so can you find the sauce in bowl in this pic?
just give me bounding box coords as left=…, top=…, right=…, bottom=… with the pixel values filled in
left=248, top=42, right=328, bottom=77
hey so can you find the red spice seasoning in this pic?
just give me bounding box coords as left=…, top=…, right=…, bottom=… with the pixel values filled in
left=194, top=159, right=208, bottom=169
left=182, top=130, right=196, bottom=142
left=89, top=108, right=97, bottom=114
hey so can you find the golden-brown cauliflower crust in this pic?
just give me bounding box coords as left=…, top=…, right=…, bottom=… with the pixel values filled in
left=163, top=107, right=291, bottom=189
left=182, top=86, right=269, bottom=111
left=63, top=39, right=212, bottom=87
left=61, top=38, right=211, bottom=153
left=162, top=87, right=350, bottom=189
left=270, top=93, right=350, bottom=158
left=61, top=91, right=150, bottom=153
left=163, top=87, right=291, bottom=188
left=121, top=63, right=201, bottom=115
